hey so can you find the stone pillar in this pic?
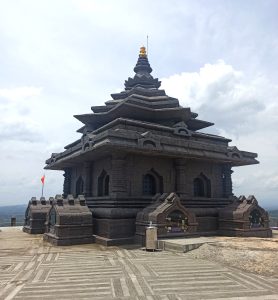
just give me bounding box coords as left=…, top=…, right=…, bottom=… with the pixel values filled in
left=175, top=159, right=188, bottom=197
left=222, top=164, right=233, bottom=197
left=111, top=154, right=127, bottom=197
left=83, top=161, right=93, bottom=197
left=63, top=168, right=72, bottom=198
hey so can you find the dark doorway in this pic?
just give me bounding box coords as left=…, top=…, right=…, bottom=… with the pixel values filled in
left=76, top=176, right=84, bottom=196
left=143, top=174, right=156, bottom=195
left=193, top=173, right=211, bottom=197
left=98, top=170, right=110, bottom=196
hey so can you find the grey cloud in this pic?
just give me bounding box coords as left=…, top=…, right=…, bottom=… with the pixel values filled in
left=0, top=122, right=42, bottom=143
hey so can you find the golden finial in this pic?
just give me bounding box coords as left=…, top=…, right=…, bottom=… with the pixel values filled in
left=139, top=46, right=147, bottom=58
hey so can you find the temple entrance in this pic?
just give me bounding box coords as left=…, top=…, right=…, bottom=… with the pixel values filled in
left=165, top=210, right=188, bottom=233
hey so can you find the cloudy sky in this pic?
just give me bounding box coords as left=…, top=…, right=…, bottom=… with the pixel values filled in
left=0, top=0, right=277, bottom=209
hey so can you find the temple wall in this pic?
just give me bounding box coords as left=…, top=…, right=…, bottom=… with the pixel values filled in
left=91, top=157, right=112, bottom=197
left=66, top=156, right=225, bottom=198
left=126, top=154, right=175, bottom=196
left=70, top=166, right=85, bottom=195
left=185, top=161, right=223, bottom=198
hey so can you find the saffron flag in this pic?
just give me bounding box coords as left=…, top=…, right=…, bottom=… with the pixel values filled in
left=41, top=175, right=45, bottom=185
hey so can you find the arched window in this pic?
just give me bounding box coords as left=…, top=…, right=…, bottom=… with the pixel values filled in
left=193, top=173, right=211, bottom=197
left=143, top=174, right=156, bottom=195
left=194, top=178, right=205, bottom=197
left=142, top=169, right=163, bottom=196
left=76, top=176, right=84, bottom=196
left=104, top=175, right=109, bottom=196
left=98, top=170, right=109, bottom=196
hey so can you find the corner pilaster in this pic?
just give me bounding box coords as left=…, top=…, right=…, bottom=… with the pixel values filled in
left=175, top=159, right=188, bottom=197
left=110, top=154, right=127, bottom=197
left=84, top=161, right=93, bottom=197
left=63, top=168, right=72, bottom=198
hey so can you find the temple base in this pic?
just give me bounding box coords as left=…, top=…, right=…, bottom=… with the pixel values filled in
left=218, top=228, right=272, bottom=238
left=23, top=226, right=45, bottom=234
left=43, top=233, right=95, bottom=246
left=94, top=235, right=135, bottom=246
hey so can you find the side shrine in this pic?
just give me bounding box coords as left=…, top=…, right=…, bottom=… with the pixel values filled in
left=24, top=47, right=272, bottom=245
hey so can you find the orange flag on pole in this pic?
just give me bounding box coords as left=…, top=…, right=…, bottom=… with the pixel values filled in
left=41, top=175, right=45, bottom=185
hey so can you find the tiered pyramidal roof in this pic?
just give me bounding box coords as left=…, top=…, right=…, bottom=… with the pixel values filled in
left=45, top=47, right=258, bottom=170
left=74, top=46, right=213, bottom=133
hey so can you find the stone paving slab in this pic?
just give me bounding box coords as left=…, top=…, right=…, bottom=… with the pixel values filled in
left=0, top=227, right=277, bottom=299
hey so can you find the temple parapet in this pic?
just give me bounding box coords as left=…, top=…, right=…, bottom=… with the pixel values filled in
left=23, top=197, right=53, bottom=234
left=43, top=194, right=94, bottom=246
left=218, top=195, right=272, bottom=237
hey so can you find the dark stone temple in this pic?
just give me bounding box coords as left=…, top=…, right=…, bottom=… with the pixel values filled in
left=38, top=46, right=271, bottom=245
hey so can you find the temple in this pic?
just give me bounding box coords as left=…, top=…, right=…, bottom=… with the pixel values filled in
left=40, top=46, right=271, bottom=245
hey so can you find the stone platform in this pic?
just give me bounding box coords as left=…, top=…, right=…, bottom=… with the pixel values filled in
left=0, top=227, right=277, bottom=300
left=158, top=236, right=222, bottom=252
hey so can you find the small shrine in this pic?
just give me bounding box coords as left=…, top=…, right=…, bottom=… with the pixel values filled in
left=43, top=194, right=93, bottom=246
left=23, top=197, right=52, bottom=234
left=37, top=46, right=272, bottom=245
left=136, top=193, right=198, bottom=244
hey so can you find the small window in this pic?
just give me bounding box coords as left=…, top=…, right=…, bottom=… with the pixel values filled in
left=98, top=170, right=109, bottom=196
left=194, top=178, right=205, bottom=197
left=104, top=175, right=109, bottom=196
left=76, top=176, right=84, bottom=196
left=193, top=173, right=211, bottom=197
left=143, top=174, right=156, bottom=195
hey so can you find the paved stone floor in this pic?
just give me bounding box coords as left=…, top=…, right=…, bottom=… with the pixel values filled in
left=0, top=227, right=277, bottom=300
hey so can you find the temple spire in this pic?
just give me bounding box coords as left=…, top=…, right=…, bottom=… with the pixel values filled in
left=124, top=46, right=160, bottom=90
left=139, top=46, right=147, bottom=58
left=134, top=46, right=152, bottom=74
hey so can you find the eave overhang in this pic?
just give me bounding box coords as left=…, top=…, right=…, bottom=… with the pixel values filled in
left=45, top=119, right=257, bottom=170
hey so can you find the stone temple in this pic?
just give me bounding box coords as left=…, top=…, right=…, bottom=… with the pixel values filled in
left=31, top=46, right=271, bottom=246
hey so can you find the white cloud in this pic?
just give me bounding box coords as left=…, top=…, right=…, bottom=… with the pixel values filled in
left=0, top=87, right=42, bottom=101
left=161, top=61, right=278, bottom=208
left=0, top=86, right=43, bottom=142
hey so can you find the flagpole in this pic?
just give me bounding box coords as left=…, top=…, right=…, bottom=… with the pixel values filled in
left=41, top=183, right=44, bottom=197
left=41, top=174, right=45, bottom=197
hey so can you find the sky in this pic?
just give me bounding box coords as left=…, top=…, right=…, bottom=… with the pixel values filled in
left=0, top=0, right=277, bottom=209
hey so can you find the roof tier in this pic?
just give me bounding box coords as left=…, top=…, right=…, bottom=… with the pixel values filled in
left=45, top=47, right=258, bottom=170
left=74, top=47, right=213, bottom=133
